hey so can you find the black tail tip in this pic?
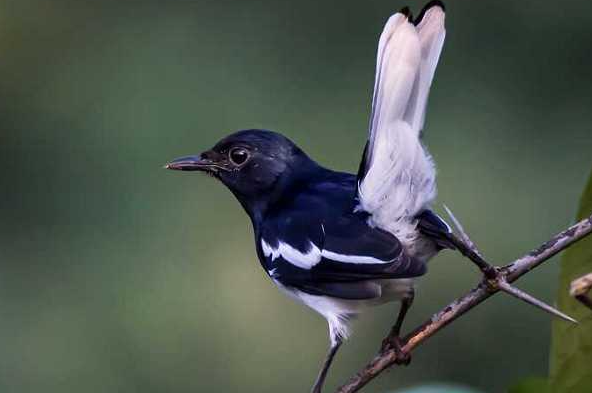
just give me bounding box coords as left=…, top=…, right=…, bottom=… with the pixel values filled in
left=399, top=6, right=413, bottom=20
left=423, top=0, right=446, bottom=12
left=414, top=1, right=445, bottom=26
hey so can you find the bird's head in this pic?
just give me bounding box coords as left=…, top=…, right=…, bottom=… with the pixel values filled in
left=166, top=129, right=315, bottom=219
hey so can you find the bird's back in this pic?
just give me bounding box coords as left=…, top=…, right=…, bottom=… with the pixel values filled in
left=270, top=169, right=358, bottom=221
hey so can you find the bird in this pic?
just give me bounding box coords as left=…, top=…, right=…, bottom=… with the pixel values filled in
left=166, top=2, right=449, bottom=392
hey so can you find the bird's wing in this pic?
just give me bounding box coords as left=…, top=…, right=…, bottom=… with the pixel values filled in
left=260, top=214, right=425, bottom=300
left=356, top=3, right=445, bottom=230
left=416, top=209, right=455, bottom=250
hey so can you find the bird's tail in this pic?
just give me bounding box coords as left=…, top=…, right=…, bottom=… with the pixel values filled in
left=356, top=2, right=446, bottom=237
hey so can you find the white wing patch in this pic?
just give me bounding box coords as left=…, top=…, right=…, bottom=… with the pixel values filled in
left=320, top=250, right=392, bottom=265
left=261, top=239, right=321, bottom=269
left=261, top=239, right=393, bottom=270
left=359, top=5, right=445, bottom=242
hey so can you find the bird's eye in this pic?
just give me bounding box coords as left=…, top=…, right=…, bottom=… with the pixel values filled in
left=229, top=147, right=250, bottom=166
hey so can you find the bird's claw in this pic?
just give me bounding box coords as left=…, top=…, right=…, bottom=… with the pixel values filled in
left=382, top=336, right=411, bottom=366
left=392, top=336, right=411, bottom=365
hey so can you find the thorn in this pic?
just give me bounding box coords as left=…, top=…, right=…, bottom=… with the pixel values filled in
left=443, top=204, right=480, bottom=255
left=443, top=204, right=497, bottom=279
left=498, top=280, right=578, bottom=324
left=443, top=204, right=462, bottom=233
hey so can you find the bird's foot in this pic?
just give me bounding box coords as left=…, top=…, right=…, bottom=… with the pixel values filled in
left=382, top=336, right=411, bottom=366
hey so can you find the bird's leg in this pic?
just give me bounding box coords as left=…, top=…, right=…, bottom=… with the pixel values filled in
left=383, top=291, right=414, bottom=365
left=311, top=339, right=342, bottom=393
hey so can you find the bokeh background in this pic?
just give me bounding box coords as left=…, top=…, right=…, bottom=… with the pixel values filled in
left=1, top=0, right=591, bottom=392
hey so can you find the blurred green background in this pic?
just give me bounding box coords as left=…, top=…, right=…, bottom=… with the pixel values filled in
left=1, top=0, right=591, bottom=392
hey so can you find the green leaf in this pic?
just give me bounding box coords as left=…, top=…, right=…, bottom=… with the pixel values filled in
left=549, top=171, right=592, bottom=393
left=508, top=377, right=550, bottom=393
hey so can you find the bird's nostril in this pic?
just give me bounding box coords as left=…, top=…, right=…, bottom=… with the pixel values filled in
left=200, top=150, right=216, bottom=161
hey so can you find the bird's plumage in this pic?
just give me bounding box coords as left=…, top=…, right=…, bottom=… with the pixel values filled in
left=255, top=168, right=426, bottom=343
left=166, top=2, right=448, bottom=391
left=357, top=3, right=445, bottom=256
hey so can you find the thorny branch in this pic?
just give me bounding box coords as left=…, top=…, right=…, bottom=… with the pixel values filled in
left=336, top=213, right=592, bottom=393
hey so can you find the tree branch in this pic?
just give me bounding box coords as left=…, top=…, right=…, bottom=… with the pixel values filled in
left=443, top=206, right=573, bottom=322
left=336, top=214, right=592, bottom=393
left=570, top=272, right=592, bottom=310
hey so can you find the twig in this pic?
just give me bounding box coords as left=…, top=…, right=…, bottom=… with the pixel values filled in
left=336, top=214, right=592, bottom=393
left=570, top=272, right=592, bottom=310
left=443, top=206, right=576, bottom=323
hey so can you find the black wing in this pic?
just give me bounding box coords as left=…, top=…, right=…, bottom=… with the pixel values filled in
left=416, top=209, right=455, bottom=250
left=260, top=212, right=426, bottom=300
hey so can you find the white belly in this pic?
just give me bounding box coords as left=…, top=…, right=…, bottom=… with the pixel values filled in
left=273, top=278, right=414, bottom=345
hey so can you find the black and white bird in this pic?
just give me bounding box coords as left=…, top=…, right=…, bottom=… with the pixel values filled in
left=167, top=2, right=449, bottom=392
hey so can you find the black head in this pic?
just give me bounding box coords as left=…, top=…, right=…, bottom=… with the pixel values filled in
left=166, top=129, right=316, bottom=220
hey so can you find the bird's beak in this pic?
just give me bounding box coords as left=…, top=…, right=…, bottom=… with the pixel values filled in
left=165, top=154, right=216, bottom=172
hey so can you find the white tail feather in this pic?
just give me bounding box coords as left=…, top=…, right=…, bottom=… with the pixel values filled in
left=406, top=6, right=446, bottom=133
left=359, top=5, right=445, bottom=238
